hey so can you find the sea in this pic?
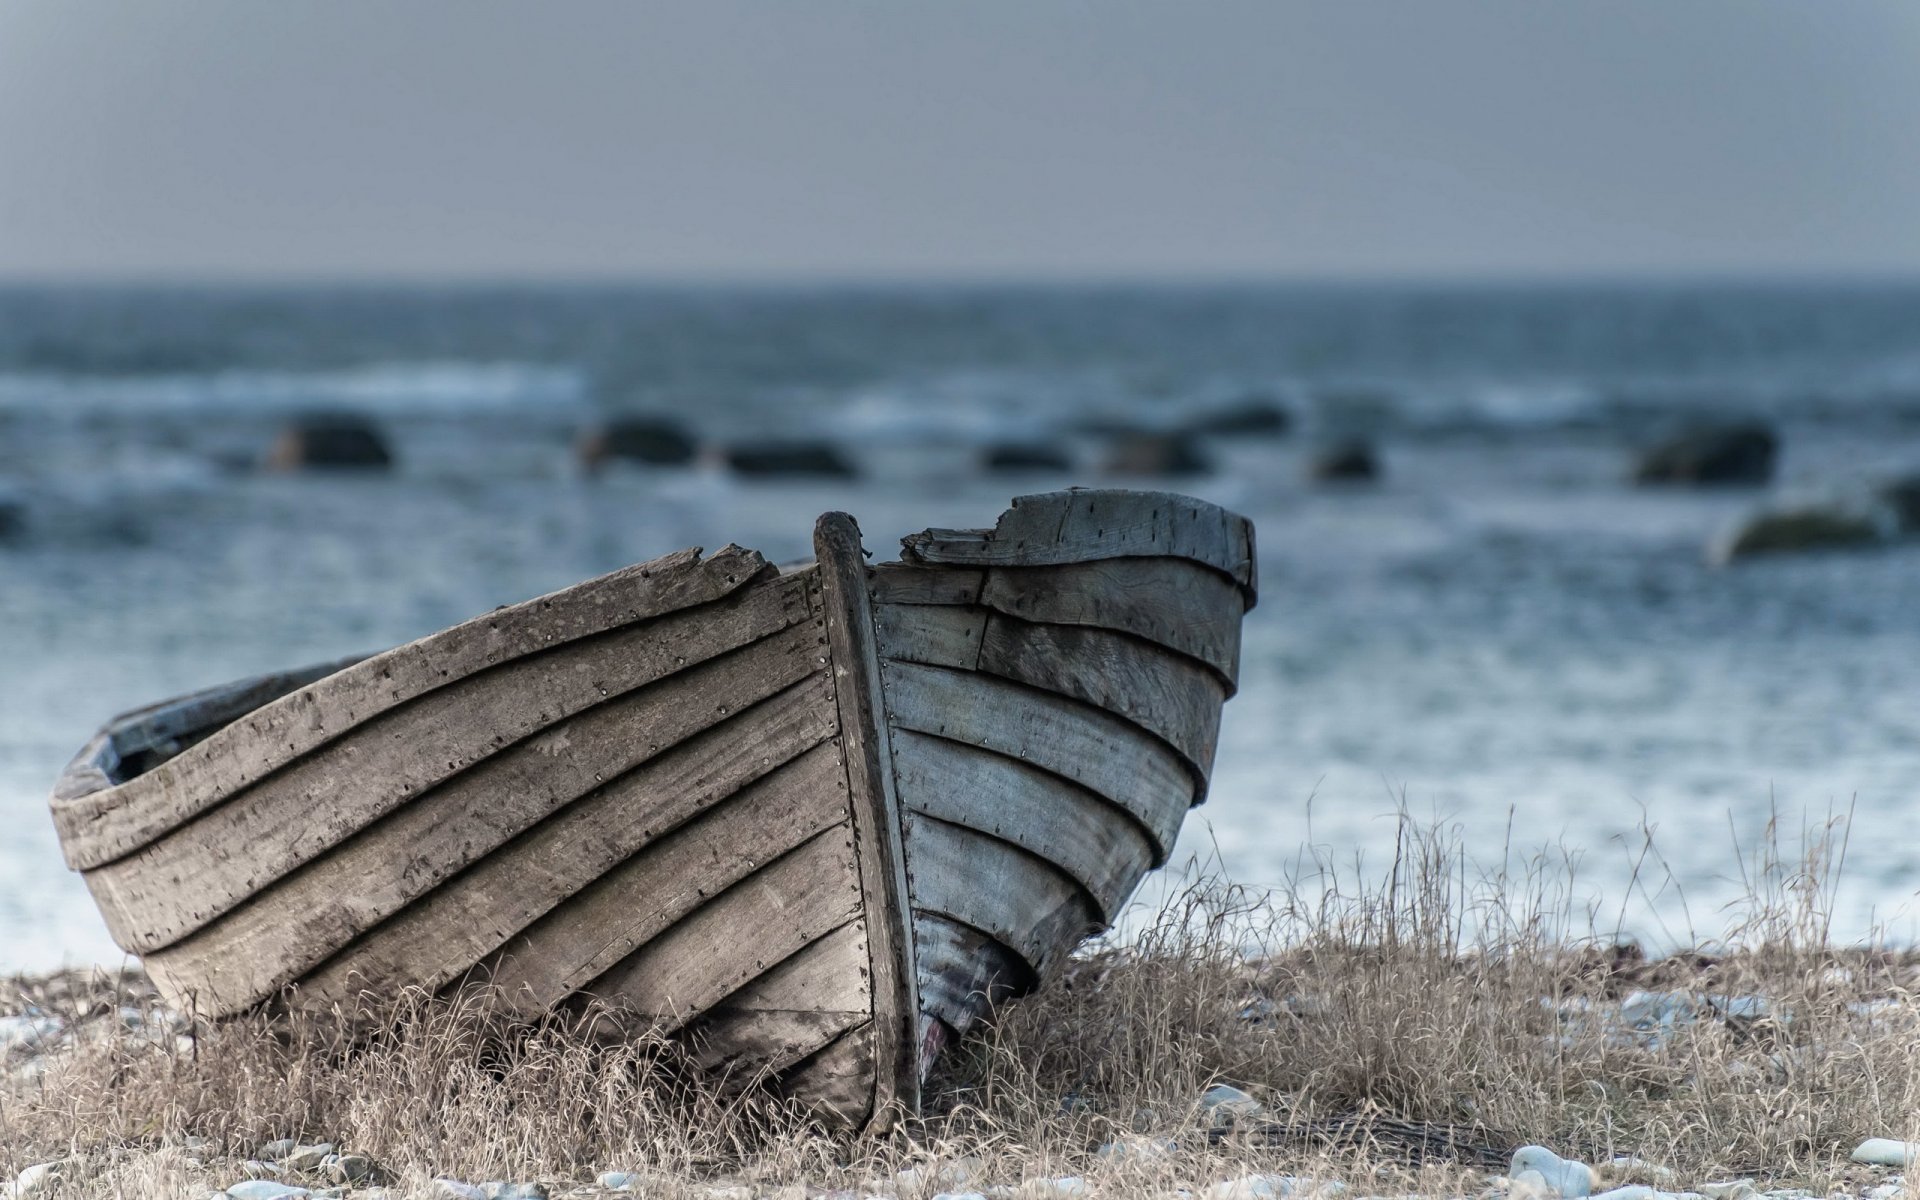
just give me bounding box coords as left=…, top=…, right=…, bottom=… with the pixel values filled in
left=2, top=282, right=1918, bottom=971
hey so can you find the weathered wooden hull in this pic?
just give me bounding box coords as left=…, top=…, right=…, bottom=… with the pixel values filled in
left=50, top=490, right=1255, bottom=1129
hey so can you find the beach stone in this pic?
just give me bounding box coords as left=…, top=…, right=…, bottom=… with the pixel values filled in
left=1187, top=400, right=1293, bottom=437
left=1307, top=438, right=1378, bottom=481
left=1099, top=430, right=1211, bottom=476
left=1200, top=1083, right=1263, bottom=1126
left=226, top=1183, right=311, bottom=1200
left=323, top=1154, right=378, bottom=1185
left=264, top=414, right=393, bottom=471
left=280, top=1143, right=334, bottom=1171
left=256, top=1141, right=298, bottom=1162
left=1852, top=1139, right=1920, bottom=1168
left=722, top=439, right=858, bottom=478
left=1709, top=503, right=1889, bottom=564
left=1208, top=1176, right=1304, bottom=1200
left=479, top=1184, right=549, bottom=1199
left=1633, top=423, right=1776, bottom=485
left=9, top=1163, right=60, bottom=1197
left=597, top=1173, right=638, bottom=1191
left=577, top=417, right=698, bottom=470
left=1509, top=1147, right=1594, bottom=1198
left=981, top=441, right=1073, bottom=473
left=1585, top=1189, right=1656, bottom=1200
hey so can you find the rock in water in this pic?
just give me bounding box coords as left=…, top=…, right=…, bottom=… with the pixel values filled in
left=264, top=414, right=393, bottom=471
left=1187, top=400, right=1293, bottom=437
left=1633, top=424, right=1777, bottom=485
left=1875, top=477, right=1920, bottom=533
left=1100, top=431, right=1211, bottom=477
left=981, top=441, right=1073, bottom=473
left=1307, top=439, right=1378, bottom=482
left=577, top=417, right=698, bottom=470
left=1710, top=502, right=1890, bottom=564
left=721, top=440, right=857, bottom=478
left=1508, top=1146, right=1595, bottom=1198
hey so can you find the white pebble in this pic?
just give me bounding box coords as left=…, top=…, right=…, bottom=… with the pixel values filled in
left=225, top=1183, right=311, bottom=1200
left=1854, top=1141, right=1920, bottom=1169
left=1208, top=1176, right=1305, bottom=1200
left=9, top=1164, right=61, bottom=1198
left=1510, top=1147, right=1595, bottom=1199
left=1200, top=1084, right=1264, bottom=1125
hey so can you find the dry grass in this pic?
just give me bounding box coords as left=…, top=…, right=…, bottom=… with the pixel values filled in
left=4, top=813, right=1918, bottom=1199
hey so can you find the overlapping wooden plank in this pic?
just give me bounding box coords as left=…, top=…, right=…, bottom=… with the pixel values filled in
left=464, top=737, right=851, bottom=1017
left=903, top=811, right=1100, bottom=981
left=978, top=557, right=1243, bottom=690
left=139, top=639, right=830, bottom=1012
left=871, top=602, right=985, bottom=669
left=890, top=729, right=1156, bottom=923
left=777, top=1021, right=877, bottom=1127
left=813, top=512, right=920, bottom=1129
left=282, top=685, right=840, bottom=1014
left=89, top=574, right=818, bottom=954
left=585, top=824, right=864, bottom=1028
left=57, top=543, right=774, bottom=870
left=683, top=922, right=873, bottom=1077
left=911, top=913, right=1029, bottom=1039
left=878, top=605, right=1224, bottom=786
left=866, top=564, right=985, bottom=607
left=54, top=655, right=366, bottom=804
left=881, top=660, right=1194, bottom=861
left=901, top=490, right=1256, bottom=600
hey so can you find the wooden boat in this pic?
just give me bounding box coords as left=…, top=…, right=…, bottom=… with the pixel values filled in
left=51, top=489, right=1256, bottom=1130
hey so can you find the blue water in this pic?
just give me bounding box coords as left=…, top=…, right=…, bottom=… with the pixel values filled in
left=3, top=283, right=1918, bottom=969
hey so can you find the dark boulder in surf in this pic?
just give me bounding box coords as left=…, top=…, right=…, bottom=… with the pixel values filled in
left=1099, top=431, right=1212, bottom=477
left=1710, top=501, right=1890, bottom=565
left=1186, top=399, right=1293, bottom=438
left=577, top=417, right=699, bottom=470
left=1308, top=438, right=1379, bottom=482
left=264, top=414, right=393, bottom=471
left=1876, top=476, right=1920, bottom=534
left=981, top=441, right=1073, bottom=473
left=1634, top=424, right=1777, bottom=486
left=722, top=440, right=858, bottom=479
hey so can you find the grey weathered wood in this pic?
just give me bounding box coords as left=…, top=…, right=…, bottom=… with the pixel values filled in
left=814, top=511, right=921, bottom=1129
left=56, top=543, right=773, bottom=869
left=51, top=490, right=1259, bottom=1130
left=90, top=574, right=816, bottom=954
left=283, top=685, right=842, bottom=1015
left=890, top=728, right=1156, bottom=923
left=777, top=1020, right=878, bottom=1126
left=866, top=564, right=986, bottom=607
left=881, top=660, right=1195, bottom=861
left=903, top=811, right=1100, bottom=981
left=685, top=921, right=873, bottom=1077
left=912, top=913, right=1028, bottom=1038
left=585, top=824, right=863, bottom=1027
left=141, top=646, right=833, bottom=1013
left=978, top=557, right=1244, bottom=690
left=877, top=604, right=1225, bottom=787
left=54, top=655, right=366, bottom=803
left=901, top=489, right=1257, bottom=601
left=464, top=736, right=849, bottom=1016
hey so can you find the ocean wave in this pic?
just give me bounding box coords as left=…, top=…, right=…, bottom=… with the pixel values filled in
left=0, top=361, right=589, bottom=418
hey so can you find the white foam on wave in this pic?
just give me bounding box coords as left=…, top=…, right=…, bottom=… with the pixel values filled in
left=0, top=361, right=589, bottom=418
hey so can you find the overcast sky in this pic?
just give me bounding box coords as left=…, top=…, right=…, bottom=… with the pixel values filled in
left=2, top=1, right=1919, bottom=282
